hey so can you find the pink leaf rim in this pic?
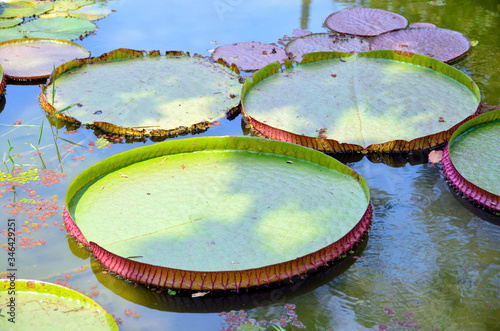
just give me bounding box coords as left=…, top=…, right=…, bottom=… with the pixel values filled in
left=443, top=145, right=499, bottom=213
left=63, top=204, right=372, bottom=291
left=324, top=8, right=408, bottom=37
left=442, top=109, right=500, bottom=214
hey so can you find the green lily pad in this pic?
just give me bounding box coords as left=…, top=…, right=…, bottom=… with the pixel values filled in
left=18, top=17, right=96, bottom=40
left=64, top=136, right=372, bottom=291
left=443, top=109, right=500, bottom=212
left=69, top=3, right=112, bottom=21
left=0, top=38, right=90, bottom=80
left=0, top=279, right=118, bottom=330
left=241, top=51, right=480, bottom=153
left=40, top=49, right=241, bottom=137
left=0, top=1, right=51, bottom=18
left=0, top=26, right=25, bottom=42
left=0, top=18, right=23, bottom=29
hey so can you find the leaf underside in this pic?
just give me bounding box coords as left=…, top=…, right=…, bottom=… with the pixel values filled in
left=64, top=136, right=372, bottom=290
left=443, top=109, right=500, bottom=212
left=0, top=279, right=118, bottom=330
left=241, top=51, right=480, bottom=153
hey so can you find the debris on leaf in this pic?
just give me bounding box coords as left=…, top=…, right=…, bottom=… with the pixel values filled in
left=192, top=291, right=209, bottom=298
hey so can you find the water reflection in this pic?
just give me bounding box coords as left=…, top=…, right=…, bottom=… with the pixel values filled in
left=85, top=234, right=368, bottom=313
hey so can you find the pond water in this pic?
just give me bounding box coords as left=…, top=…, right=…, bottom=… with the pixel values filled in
left=1, top=0, right=499, bottom=330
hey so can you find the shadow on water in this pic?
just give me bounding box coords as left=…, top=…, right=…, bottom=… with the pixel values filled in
left=67, top=233, right=370, bottom=313
left=6, top=77, right=48, bottom=86
left=329, top=149, right=432, bottom=168
left=446, top=182, right=500, bottom=226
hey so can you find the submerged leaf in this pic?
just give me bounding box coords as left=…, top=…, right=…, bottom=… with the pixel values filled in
left=19, top=17, right=96, bottom=40
left=0, top=279, right=118, bottom=330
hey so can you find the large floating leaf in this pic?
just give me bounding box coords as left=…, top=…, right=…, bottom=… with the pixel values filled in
left=19, top=16, right=96, bottom=40
left=369, top=28, right=470, bottom=63
left=285, top=33, right=370, bottom=62
left=64, top=136, right=372, bottom=291
left=0, top=38, right=90, bottom=80
left=68, top=3, right=112, bottom=21
left=40, top=49, right=241, bottom=137
left=0, top=279, right=118, bottom=330
left=241, top=51, right=480, bottom=153
left=0, top=26, right=25, bottom=42
left=443, top=109, right=500, bottom=213
left=325, top=8, right=408, bottom=37
left=212, top=42, right=288, bottom=71
left=0, top=17, right=23, bottom=29
left=0, top=1, right=51, bottom=18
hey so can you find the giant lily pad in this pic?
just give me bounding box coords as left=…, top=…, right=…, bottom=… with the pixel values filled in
left=0, top=17, right=23, bottom=29
left=0, top=38, right=90, bottom=80
left=325, top=8, right=408, bottom=37
left=212, top=42, right=288, bottom=71
left=0, top=279, right=118, bottom=330
left=443, top=109, right=500, bottom=213
left=19, top=16, right=96, bottom=40
left=241, top=51, right=480, bottom=153
left=0, top=26, right=25, bottom=42
left=369, top=28, right=470, bottom=63
left=40, top=49, right=241, bottom=137
left=285, top=33, right=370, bottom=62
left=64, top=136, right=372, bottom=291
